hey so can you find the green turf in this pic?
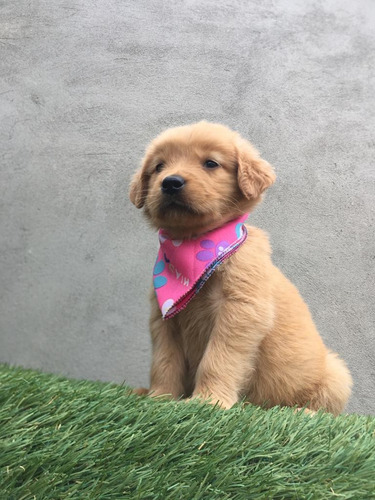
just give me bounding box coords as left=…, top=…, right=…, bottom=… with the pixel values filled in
left=1, top=364, right=374, bottom=499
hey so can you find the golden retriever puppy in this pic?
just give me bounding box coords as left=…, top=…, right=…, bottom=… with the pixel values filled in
left=129, top=121, right=352, bottom=415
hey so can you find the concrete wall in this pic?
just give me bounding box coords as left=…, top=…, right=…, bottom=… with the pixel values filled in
left=1, top=0, right=374, bottom=414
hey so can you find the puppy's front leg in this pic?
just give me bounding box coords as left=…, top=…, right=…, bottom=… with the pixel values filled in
left=192, top=300, right=269, bottom=409
left=149, top=303, right=186, bottom=399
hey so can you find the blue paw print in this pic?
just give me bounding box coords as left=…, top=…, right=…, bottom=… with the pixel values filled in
left=153, top=259, right=167, bottom=288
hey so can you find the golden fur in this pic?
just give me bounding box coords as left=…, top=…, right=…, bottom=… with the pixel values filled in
left=129, top=121, right=352, bottom=415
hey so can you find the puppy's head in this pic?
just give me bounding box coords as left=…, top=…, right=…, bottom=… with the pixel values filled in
left=130, top=121, right=275, bottom=238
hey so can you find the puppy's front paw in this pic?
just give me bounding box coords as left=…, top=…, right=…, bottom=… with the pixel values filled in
left=186, top=393, right=235, bottom=409
left=131, top=387, right=176, bottom=401
left=149, top=388, right=175, bottom=400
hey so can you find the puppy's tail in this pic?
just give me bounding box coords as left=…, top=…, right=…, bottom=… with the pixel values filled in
left=310, top=350, right=353, bottom=415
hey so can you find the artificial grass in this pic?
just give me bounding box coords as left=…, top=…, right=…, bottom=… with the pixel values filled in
left=1, top=365, right=374, bottom=500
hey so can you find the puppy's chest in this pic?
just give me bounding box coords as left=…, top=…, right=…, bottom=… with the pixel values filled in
left=174, top=271, right=224, bottom=366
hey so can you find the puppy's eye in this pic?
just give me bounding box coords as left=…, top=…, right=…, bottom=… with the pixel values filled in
left=204, top=160, right=220, bottom=169
left=155, top=163, right=164, bottom=173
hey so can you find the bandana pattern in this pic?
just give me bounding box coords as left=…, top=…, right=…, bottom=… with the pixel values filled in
left=153, top=214, right=249, bottom=319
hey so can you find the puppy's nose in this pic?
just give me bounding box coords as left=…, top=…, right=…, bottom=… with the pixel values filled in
left=161, top=175, right=185, bottom=195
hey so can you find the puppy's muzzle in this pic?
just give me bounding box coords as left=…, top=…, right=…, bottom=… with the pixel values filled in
left=161, top=175, right=185, bottom=196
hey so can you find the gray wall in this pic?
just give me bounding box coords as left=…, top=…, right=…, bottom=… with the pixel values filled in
left=1, top=0, right=374, bottom=414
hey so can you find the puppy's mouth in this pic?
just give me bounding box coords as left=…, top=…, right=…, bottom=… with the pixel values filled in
left=159, top=196, right=199, bottom=216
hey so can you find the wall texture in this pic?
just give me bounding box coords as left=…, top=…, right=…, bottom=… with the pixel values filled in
left=1, top=0, right=374, bottom=414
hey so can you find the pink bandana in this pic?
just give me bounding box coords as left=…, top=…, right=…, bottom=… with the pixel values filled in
left=153, top=213, right=249, bottom=319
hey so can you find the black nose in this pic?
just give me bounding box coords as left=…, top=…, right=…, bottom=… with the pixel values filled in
left=161, top=175, right=185, bottom=195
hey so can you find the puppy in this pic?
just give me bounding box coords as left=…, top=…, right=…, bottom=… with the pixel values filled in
left=129, top=121, right=352, bottom=414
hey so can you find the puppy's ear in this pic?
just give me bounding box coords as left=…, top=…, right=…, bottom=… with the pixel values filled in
left=236, top=137, right=276, bottom=199
left=129, top=167, right=148, bottom=209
